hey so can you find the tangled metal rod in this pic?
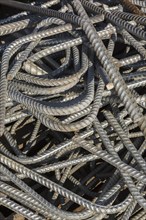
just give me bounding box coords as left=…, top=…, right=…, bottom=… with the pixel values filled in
left=0, top=0, right=146, bottom=219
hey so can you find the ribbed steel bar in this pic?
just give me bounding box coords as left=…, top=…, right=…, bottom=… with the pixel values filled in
left=0, top=0, right=145, bottom=219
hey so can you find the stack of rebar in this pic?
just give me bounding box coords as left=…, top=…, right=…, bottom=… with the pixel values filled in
left=0, top=0, right=146, bottom=219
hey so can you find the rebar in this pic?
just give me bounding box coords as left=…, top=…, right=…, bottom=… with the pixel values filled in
left=0, top=0, right=146, bottom=219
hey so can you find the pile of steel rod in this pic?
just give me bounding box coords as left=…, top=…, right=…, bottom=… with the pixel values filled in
left=0, top=0, right=146, bottom=219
